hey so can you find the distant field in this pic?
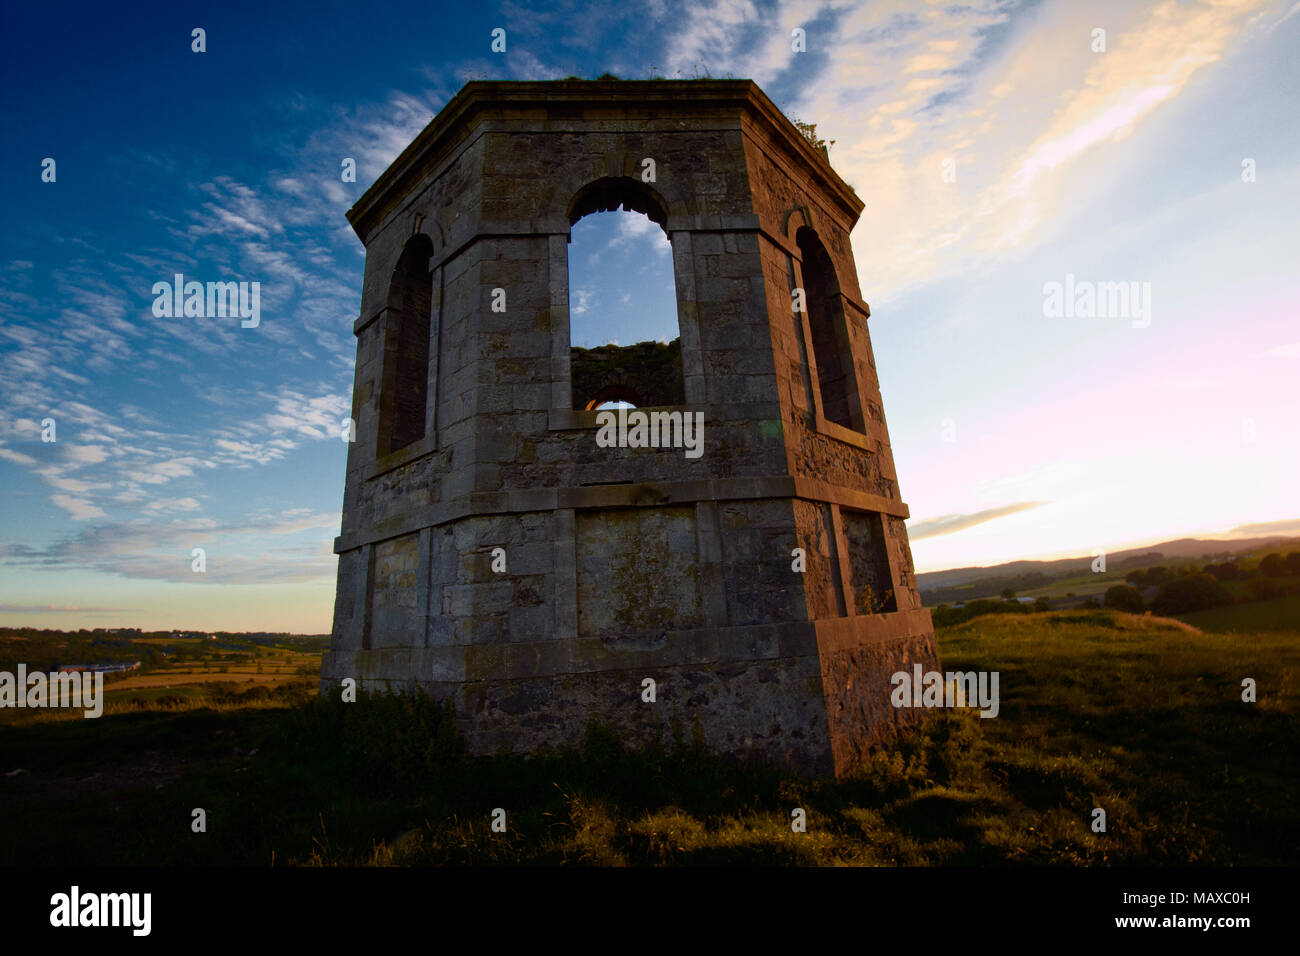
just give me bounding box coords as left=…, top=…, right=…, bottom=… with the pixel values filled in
left=128, top=637, right=230, bottom=647
left=105, top=646, right=318, bottom=692
left=1176, top=593, right=1300, bottom=633
left=0, top=638, right=322, bottom=727
left=1, top=609, right=1295, bottom=866
left=1015, top=572, right=1126, bottom=599
left=922, top=569, right=1143, bottom=605
left=107, top=667, right=304, bottom=691
left=926, top=570, right=1132, bottom=605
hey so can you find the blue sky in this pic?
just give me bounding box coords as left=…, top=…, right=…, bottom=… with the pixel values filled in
left=1, top=0, right=1298, bottom=632
left=570, top=213, right=677, bottom=349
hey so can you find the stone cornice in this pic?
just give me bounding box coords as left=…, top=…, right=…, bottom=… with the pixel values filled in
left=346, top=79, right=864, bottom=240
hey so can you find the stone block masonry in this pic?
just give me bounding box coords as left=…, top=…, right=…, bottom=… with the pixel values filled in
left=323, top=79, right=940, bottom=777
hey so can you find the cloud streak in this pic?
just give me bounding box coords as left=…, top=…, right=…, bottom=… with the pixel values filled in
left=909, top=501, right=1048, bottom=540
left=658, top=0, right=1278, bottom=300
left=0, top=510, right=340, bottom=585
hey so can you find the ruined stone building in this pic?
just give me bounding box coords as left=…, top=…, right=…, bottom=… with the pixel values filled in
left=323, top=79, right=940, bottom=776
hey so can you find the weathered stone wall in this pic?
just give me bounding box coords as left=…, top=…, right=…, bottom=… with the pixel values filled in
left=792, top=498, right=844, bottom=620
left=370, top=532, right=421, bottom=647
left=325, top=80, right=940, bottom=777
left=575, top=506, right=703, bottom=642
left=841, top=508, right=897, bottom=614
left=456, top=653, right=835, bottom=775
left=718, top=498, right=807, bottom=626
left=818, top=622, right=938, bottom=771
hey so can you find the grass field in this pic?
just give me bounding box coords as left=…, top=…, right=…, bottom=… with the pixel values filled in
left=1175, top=592, right=1300, bottom=633
left=1, top=608, right=1295, bottom=866
left=1013, top=572, right=1127, bottom=600
left=0, top=637, right=323, bottom=727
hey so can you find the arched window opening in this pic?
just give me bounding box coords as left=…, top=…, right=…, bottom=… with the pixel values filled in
left=584, top=384, right=645, bottom=411
left=379, top=234, right=433, bottom=456
left=796, top=227, right=862, bottom=432
left=567, top=179, right=684, bottom=411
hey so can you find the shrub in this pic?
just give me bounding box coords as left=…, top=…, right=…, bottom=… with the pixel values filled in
left=1203, top=562, right=1239, bottom=582
left=1151, top=573, right=1234, bottom=615
left=1104, top=584, right=1145, bottom=613
left=1248, top=577, right=1287, bottom=601
left=930, top=599, right=1032, bottom=628
left=1260, top=553, right=1286, bottom=578
left=1145, top=566, right=1172, bottom=586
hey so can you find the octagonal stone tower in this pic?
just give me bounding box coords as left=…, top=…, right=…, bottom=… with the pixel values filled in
left=323, top=79, right=940, bottom=776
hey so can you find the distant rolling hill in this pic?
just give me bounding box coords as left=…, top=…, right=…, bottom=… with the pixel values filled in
left=917, top=534, right=1300, bottom=604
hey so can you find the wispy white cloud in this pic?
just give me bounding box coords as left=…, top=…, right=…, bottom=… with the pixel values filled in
left=610, top=212, right=672, bottom=255
left=0, top=446, right=37, bottom=466
left=659, top=0, right=1279, bottom=301
left=142, top=497, right=202, bottom=513
left=188, top=177, right=286, bottom=242
left=909, top=501, right=1048, bottom=540
left=1262, top=341, right=1300, bottom=358
left=50, top=495, right=108, bottom=520
left=261, top=388, right=350, bottom=440
left=1268, top=0, right=1300, bottom=31
left=571, top=288, right=594, bottom=315
left=62, top=444, right=110, bottom=466
left=0, top=509, right=340, bottom=584
left=1226, top=516, right=1300, bottom=536
left=39, top=472, right=105, bottom=494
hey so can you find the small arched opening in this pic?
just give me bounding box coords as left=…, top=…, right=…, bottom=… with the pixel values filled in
left=378, top=233, right=434, bottom=456
left=796, top=226, right=862, bottom=432
left=584, top=384, right=646, bottom=411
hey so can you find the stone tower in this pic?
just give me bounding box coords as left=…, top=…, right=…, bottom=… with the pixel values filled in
left=324, top=79, right=940, bottom=776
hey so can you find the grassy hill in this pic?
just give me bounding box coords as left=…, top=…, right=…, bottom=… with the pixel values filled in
left=1, top=609, right=1295, bottom=865
left=917, top=533, right=1300, bottom=605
